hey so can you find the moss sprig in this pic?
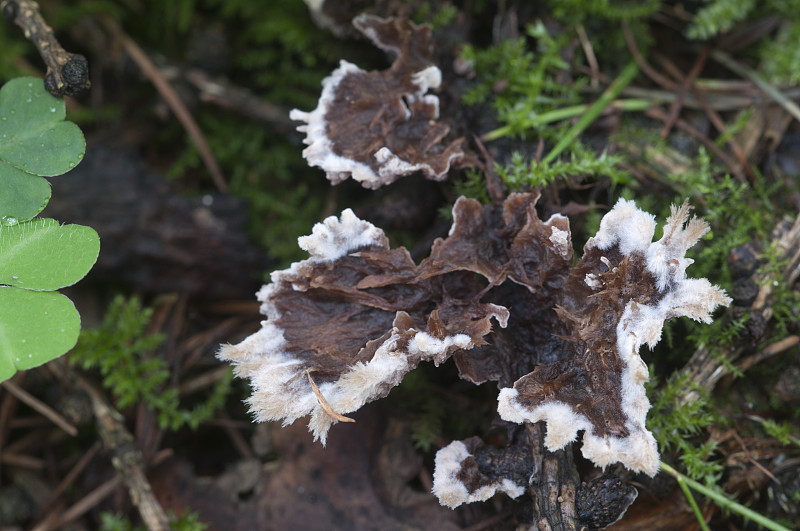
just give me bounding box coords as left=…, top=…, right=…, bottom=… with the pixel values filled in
left=497, top=144, right=631, bottom=191
left=460, top=21, right=582, bottom=140
left=647, top=371, right=724, bottom=486
left=70, top=295, right=230, bottom=431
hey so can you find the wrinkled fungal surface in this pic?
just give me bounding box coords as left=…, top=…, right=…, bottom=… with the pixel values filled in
left=289, top=15, right=465, bottom=189
left=218, top=206, right=511, bottom=443
left=497, top=199, right=731, bottom=476
left=218, top=192, right=569, bottom=443
left=219, top=192, right=730, bottom=506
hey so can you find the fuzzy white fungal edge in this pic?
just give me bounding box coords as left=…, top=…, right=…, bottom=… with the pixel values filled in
left=432, top=440, right=526, bottom=509
left=497, top=199, right=731, bottom=477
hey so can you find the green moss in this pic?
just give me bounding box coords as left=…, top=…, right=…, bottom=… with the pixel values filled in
left=670, top=149, right=778, bottom=279
left=452, top=168, right=493, bottom=205
left=461, top=21, right=582, bottom=140
left=759, top=418, right=800, bottom=447
left=762, top=21, right=800, bottom=84
left=686, top=0, right=757, bottom=40
left=412, top=2, right=458, bottom=29
left=202, top=0, right=342, bottom=108
left=70, top=295, right=231, bottom=431
left=99, top=510, right=208, bottom=531
left=758, top=241, right=800, bottom=338
left=714, top=109, right=753, bottom=148
left=647, top=371, right=724, bottom=486
left=545, top=0, right=661, bottom=23
left=44, top=1, right=125, bottom=28
left=497, top=144, right=631, bottom=191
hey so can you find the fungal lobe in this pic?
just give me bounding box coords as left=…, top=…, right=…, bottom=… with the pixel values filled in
left=290, top=15, right=466, bottom=189
left=497, top=199, right=731, bottom=476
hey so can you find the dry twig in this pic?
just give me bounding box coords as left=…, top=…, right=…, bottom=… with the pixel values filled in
left=183, top=68, right=296, bottom=134
left=216, top=410, right=255, bottom=460
left=645, top=106, right=746, bottom=182
left=48, top=361, right=171, bottom=531
left=98, top=16, right=228, bottom=193
left=712, top=50, right=800, bottom=124
left=576, top=24, right=599, bottom=90
left=660, top=46, right=709, bottom=138
left=1, top=380, right=77, bottom=436
left=622, top=20, right=679, bottom=91
left=31, top=476, right=122, bottom=531
left=29, top=442, right=101, bottom=528
left=1, top=0, right=90, bottom=96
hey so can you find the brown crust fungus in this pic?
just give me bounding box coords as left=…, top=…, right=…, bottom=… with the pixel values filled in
left=218, top=193, right=730, bottom=509
left=497, top=199, right=731, bottom=476
left=289, top=15, right=465, bottom=189
left=218, top=207, right=509, bottom=444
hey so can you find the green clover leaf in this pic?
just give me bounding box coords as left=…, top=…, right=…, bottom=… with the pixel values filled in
left=0, top=288, right=82, bottom=378
left=0, top=77, right=85, bottom=223
left=0, top=218, right=100, bottom=291
left=0, top=219, right=100, bottom=381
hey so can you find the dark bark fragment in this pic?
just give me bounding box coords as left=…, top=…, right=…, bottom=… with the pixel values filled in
left=526, top=422, right=580, bottom=531
left=576, top=474, right=638, bottom=530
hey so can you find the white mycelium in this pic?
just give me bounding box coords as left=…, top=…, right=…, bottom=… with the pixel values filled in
left=296, top=208, right=386, bottom=263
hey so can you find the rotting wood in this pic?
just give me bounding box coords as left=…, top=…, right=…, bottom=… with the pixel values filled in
left=525, top=422, right=580, bottom=531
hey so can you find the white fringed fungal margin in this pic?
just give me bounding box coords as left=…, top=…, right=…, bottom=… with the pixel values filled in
left=432, top=440, right=526, bottom=509
left=288, top=61, right=381, bottom=187
left=289, top=15, right=464, bottom=189
left=296, top=208, right=386, bottom=263
left=219, top=208, right=508, bottom=445
left=228, top=318, right=470, bottom=444
left=497, top=199, right=731, bottom=477
left=289, top=62, right=452, bottom=188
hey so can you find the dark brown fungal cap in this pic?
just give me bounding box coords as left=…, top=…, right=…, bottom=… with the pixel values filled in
left=290, top=15, right=466, bottom=189
left=217, top=194, right=730, bottom=503
left=218, top=205, right=511, bottom=444
left=418, top=192, right=573, bottom=288
left=420, top=192, right=574, bottom=387
left=217, top=193, right=575, bottom=444
left=498, top=199, right=731, bottom=476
